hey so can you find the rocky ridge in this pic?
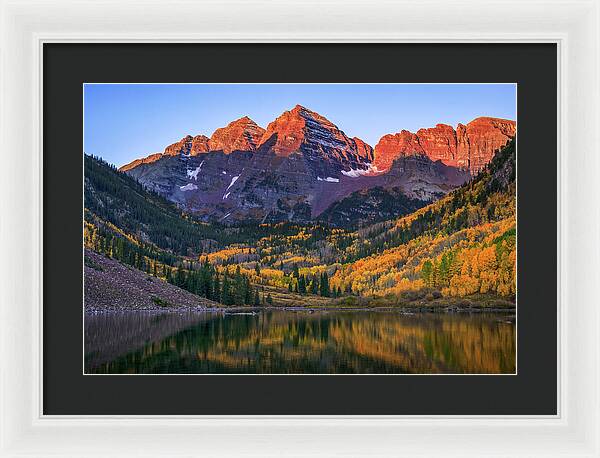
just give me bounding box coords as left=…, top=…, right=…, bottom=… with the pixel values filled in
left=208, top=116, right=265, bottom=153
left=373, top=116, right=516, bottom=175
left=119, top=106, right=515, bottom=225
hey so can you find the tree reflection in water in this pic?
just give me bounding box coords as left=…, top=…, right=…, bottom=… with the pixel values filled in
left=85, top=310, right=515, bottom=374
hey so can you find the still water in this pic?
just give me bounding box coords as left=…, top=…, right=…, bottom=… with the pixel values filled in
left=85, top=310, right=515, bottom=374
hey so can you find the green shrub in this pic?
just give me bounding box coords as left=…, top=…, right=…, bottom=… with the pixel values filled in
left=151, top=296, right=171, bottom=307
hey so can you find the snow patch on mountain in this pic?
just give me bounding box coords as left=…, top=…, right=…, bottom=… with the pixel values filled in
left=186, top=161, right=204, bottom=180
left=341, top=168, right=368, bottom=178
left=222, top=174, right=241, bottom=199
left=317, top=176, right=339, bottom=183
left=341, top=163, right=380, bottom=178
left=366, top=163, right=384, bottom=174
left=225, top=175, right=240, bottom=191
left=180, top=183, right=198, bottom=191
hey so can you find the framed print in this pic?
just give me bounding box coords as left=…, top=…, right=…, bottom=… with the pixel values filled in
left=1, top=0, right=599, bottom=457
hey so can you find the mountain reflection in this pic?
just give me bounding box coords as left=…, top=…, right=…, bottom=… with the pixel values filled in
left=85, top=311, right=515, bottom=374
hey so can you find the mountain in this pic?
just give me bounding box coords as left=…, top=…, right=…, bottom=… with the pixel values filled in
left=164, top=134, right=210, bottom=157
left=208, top=116, right=265, bottom=153
left=119, top=106, right=514, bottom=225
left=372, top=116, right=516, bottom=175
left=119, top=136, right=209, bottom=173
left=120, top=117, right=264, bottom=172
left=258, top=104, right=373, bottom=166
left=85, top=154, right=223, bottom=256
left=85, top=154, right=350, bottom=260
left=349, top=137, right=516, bottom=259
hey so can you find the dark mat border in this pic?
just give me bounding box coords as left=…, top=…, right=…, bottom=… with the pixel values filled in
left=44, top=43, right=557, bottom=415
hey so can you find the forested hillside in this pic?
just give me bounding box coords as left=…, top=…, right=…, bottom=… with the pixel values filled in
left=318, top=186, right=427, bottom=228
left=330, top=139, right=516, bottom=301
left=85, top=155, right=262, bottom=255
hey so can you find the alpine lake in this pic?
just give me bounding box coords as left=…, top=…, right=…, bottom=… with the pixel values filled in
left=85, top=308, right=516, bottom=374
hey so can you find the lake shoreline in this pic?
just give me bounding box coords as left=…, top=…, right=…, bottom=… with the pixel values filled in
left=85, top=250, right=515, bottom=315
left=85, top=303, right=516, bottom=314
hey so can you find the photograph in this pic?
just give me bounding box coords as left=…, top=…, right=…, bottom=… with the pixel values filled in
left=83, top=83, right=517, bottom=375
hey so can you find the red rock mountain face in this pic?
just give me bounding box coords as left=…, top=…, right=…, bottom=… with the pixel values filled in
left=119, top=153, right=164, bottom=172
left=353, top=137, right=374, bottom=163
left=120, top=106, right=514, bottom=225
left=373, top=117, right=516, bottom=175
left=258, top=105, right=372, bottom=166
left=166, top=119, right=266, bottom=158
left=458, top=117, right=516, bottom=174
left=415, top=124, right=458, bottom=167
left=120, top=118, right=264, bottom=171
left=120, top=108, right=514, bottom=181
left=121, top=135, right=209, bottom=172
left=163, top=135, right=210, bottom=157
left=371, top=131, right=425, bottom=172
left=208, top=116, right=265, bottom=153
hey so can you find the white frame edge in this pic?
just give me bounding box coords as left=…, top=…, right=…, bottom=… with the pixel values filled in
left=0, top=0, right=598, bottom=457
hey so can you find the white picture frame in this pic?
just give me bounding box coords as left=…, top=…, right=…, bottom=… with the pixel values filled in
left=0, top=0, right=598, bottom=456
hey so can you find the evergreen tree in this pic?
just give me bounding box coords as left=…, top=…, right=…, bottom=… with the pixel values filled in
left=244, top=277, right=253, bottom=305
left=310, top=273, right=319, bottom=295
left=421, top=260, right=433, bottom=287
left=438, top=253, right=448, bottom=287
left=319, top=272, right=330, bottom=297
left=213, top=274, right=221, bottom=302
left=221, top=274, right=233, bottom=305
left=200, top=263, right=213, bottom=299
left=298, top=275, right=307, bottom=294
left=231, top=266, right=245, bottom=305
left=186, top=271, right=197, bottom=294
left=175, top=266, right=186, bottom=288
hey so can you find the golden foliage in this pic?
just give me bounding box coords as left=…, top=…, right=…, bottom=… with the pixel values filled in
left=331, top=218, right=516, bottom=298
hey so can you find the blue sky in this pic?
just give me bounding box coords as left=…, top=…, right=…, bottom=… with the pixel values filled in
left=84, top=84, right=516, bottom=167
